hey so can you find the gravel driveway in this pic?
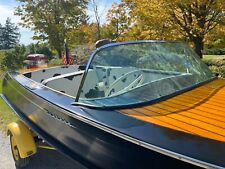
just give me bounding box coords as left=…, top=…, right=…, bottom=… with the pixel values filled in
left=0, top=131, right=87, bottom=169
left=0, top=132, right=15, bottom=169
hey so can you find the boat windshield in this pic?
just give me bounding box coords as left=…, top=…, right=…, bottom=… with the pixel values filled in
left=77, top=41, right=214, bottom=108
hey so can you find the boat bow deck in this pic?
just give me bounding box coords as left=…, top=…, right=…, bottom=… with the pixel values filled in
left=120, top=79, right=225, bottom=142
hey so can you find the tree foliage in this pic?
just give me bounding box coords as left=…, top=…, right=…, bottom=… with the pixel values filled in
left=120, top=0, right=179, bottom=41
left=205, top=22, right=225, bottom=49
left=15, top=0, right=88, bottom=57
left=1, top=45, right=26, bottom=70
left=26, top=43, right=53, bottom=58
left=106, top=2, right=131, bottom=40
left=12, top=0, right=224, bottom=59
left=107, top=0, right=225, bottom=58
left=91, top=0, right=101, bottom=40
left=0, top=24, right=3, bottom=48
left=165, top=0, right=225, bottom=57
left=0, top=18, right=20, bottom=50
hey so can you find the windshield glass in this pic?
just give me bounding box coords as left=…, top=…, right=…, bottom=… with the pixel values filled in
left=78, top=41, right=214, bottom=107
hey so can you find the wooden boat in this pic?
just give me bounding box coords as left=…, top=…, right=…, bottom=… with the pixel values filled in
left=2, top=41, right=225, bottom=169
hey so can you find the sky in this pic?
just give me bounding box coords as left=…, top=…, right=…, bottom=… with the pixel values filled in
left=0, top=0, right=120, bottom=45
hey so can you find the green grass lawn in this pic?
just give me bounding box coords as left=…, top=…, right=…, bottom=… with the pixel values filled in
left=0, top=76, right=18, bottom=131
left=203, top=55, right=225, bottom=61
left=0, top=78, right=2, bottom=93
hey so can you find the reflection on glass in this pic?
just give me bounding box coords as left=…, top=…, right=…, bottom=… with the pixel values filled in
left=78, top=41, right=214, bottom=107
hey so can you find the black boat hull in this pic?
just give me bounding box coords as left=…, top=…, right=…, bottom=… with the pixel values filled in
left=2, top=72, right=224, bottom=169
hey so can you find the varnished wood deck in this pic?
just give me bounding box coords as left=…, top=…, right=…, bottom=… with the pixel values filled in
left=119, top=79, right=225, bottom=142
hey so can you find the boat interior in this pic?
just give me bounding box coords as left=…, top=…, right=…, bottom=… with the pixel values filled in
left=24, top=65, right=84, bottom=97
left=24, top=65, right=187, bottom=98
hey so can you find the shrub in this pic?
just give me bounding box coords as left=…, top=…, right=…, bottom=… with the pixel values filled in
left=208, top=65, right=220, bottom=76
left=26, top=43, right=53, bottom=59
left=203, top=48, right=225, bottom=55
left=203, top=57, right=225, bottom=66
left=203, top=59, right=214, bottom=66
left=48, top=58, right=62, bottom=67
left=218, top=66, right=225, bottom=78
left=1, top=45, right=26, bottom=70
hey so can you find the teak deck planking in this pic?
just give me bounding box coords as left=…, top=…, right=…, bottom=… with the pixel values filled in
left=119, top=79, right=225, bottom=142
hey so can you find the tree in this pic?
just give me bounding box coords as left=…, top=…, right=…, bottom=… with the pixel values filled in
left=1, top=45, right=26, bottom=70
left=165, top=0, right=225, bottom=58
left=116, top=0, right=182, bottom=41
left=0, top=18, right=20, bottom=49
left=0, top=24, right=4, bottom=49
left=205, top=23, right=225, bottom=49
left=67, top=23, right=97, bottom=45
left=91, top=0, right=101, bottom=40
left=106, top=2, right=131, bottom=40
left=15, top=0, right=88, bottom=57
left=26, top=43, right=53, bottom=58
left=119, top=0, right=225, bottom=58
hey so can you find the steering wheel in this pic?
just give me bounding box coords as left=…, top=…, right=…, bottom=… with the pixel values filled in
left=105, top=69, right=145, bottom=96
